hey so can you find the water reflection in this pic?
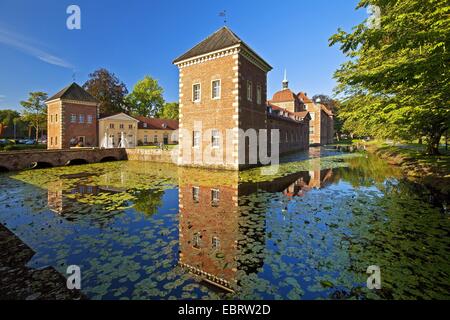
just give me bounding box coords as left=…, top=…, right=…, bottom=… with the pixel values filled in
left=0, top=148, right=448, bottom=300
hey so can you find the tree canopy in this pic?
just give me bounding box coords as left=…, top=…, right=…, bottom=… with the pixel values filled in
left=126, top=76, right=165, bottom=117
left=20, top=92, right=48, bottom=141
left=330, top=0, right=450, bottom=154
left=83, top=68, right=128, bottom=115
left=158, top=102, right=179, bottom=120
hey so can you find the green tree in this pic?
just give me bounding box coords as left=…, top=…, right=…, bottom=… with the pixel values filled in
left=20, top=92, right=48, bottom=141
left=158, top=102, right=179, bottom=120
left=126, top=76, right=165, bottom=117
left=83, top=68, right=128, bottom=115
left=0, top=109, right=21, bottom=137
left=330, top=0, right=450, bottom=154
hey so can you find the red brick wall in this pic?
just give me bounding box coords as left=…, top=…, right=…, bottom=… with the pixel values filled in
left=178, top=54, right=238, bottom=169
left=61, top=102, right=98, bottom=149
left=47, top=101, right=62, bottom=149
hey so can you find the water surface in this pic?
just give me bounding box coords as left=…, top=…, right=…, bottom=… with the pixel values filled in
left=0, top=147, right=448, bottom=299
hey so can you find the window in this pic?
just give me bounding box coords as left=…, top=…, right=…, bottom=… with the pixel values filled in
left=129, top=124, right=133, bottom=129
left=211, top=189, right=220, bottom=206
left=193, top=232, right=201, bottom=249
left=193, top=83, right=201, bottom=102
left=309, top=127, right=314, bottom=134
left=310, top=112, right=315, bottom=120
left=70, top=114, right=76, bottom=123
left=87, top=115, right=93, bottom=124
left=192, top=187, right=200, bottom=203
left=110, top=123, right=115, bottom=129
left=212, top=80, right=221, bottom=99
left=50, top=137, right=53, bottom=145
left=247, top=81, right=253, bottom=101
left=79, top=114, right=84, bottom=123
left=256, top=85, right=262, bottom=105
left=193, top=131, right=200, bottom=147
left=55, top=136, right=57, bottom=145
left=152, top=135, right=157, bottom=143
left=211, top=129, right=220, bottom=148
left=144, top=135, right=148, bottom=143
left=50, top=115, right=53, bottom=123
left=55, top=114, right=58, bottom=122
left=212, top=236, right=220, bottom=250
left=143, top=123, right=148, bottom=128
left=120, top=124, right=124, bottom=129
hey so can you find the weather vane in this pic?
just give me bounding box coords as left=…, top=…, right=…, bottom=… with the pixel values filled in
left=219, top=10, right=227, bottom=25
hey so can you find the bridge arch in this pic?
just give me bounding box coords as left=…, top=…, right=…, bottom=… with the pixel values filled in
left=100, top=156, right=118, bottom=162
left=30, top=162, right=54, bottom=169
left=66, top=158, right=89, bottom=166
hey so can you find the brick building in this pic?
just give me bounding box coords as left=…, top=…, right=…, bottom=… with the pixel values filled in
left=173, top=27, right=310, bottom=170
left=270, top=75, right=334, bottom=146
left=46, top=83, right=99, bottom=149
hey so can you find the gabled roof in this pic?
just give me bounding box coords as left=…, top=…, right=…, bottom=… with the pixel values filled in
left=46, top=82, right=98, bottom=104
left=173, top=27, right=272, bottom=71
left=294, top=111, right=311, bottom=121
left=297, top=92, right=313, bottom=104
left=136, top=116, right=179, bottom=130
left=99, top=112, right=139, bottom=122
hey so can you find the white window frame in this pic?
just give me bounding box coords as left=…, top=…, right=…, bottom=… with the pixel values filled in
left=256, top=85, right=262, bottom=105
left=87, top=115, right=93, bottom=124
left=193, top=131, right=200, bottom=148
left=211, top=189, right=220, bottom=206
left=310, top=112, right=315, bottom=120
left=119, top=123, right=124, bottom=129
left=79, top=114, right=85, bottom=124
left=193, top=83, right=201, bottom=102
left=211, top=129, right=220, bottom=148
left=70, top=114, right=76, bottom=123
left=192, top=186, right=200, bottom=202
left=247, top=80, right=253, bottom=101
left=211, top=79, right=221, bottom=100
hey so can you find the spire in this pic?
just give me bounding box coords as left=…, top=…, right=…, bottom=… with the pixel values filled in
left=282, top=69, right=289, bottom=89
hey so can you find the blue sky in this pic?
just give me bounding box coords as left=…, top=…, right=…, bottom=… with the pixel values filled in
left=0, top=0, right=366, bottom=111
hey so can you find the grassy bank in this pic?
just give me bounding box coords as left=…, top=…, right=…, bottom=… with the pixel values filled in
left=361, top=140, right=449, bottom=195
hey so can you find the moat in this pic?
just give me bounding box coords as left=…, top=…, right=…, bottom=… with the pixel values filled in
left=0, top=147, right=449, bottom=300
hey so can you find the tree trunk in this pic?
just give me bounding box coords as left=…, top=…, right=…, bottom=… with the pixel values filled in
left=35, top=123, right=39, bottom=142
left=426, top=132, right=442, bottom=155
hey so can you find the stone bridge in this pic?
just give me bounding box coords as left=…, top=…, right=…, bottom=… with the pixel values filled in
left=0, top=148, right=127, bottom=172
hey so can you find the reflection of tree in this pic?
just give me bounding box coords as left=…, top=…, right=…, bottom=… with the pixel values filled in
left=332, top=154, right=401, bottom=188
left=133, top=189, right=165, bottom=216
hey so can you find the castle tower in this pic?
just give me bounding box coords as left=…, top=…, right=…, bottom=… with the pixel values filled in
left=173, top=27, right=272, bottom=170
left=46, top=83, right=99, bottom=149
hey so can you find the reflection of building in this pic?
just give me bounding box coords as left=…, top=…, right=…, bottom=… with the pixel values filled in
left=99, top=113, right=139, bottom=148
left=178, top=169, right=240, bottom=292
left=47, top=181, right=99, bottom=214
left=46, top=83, right=99, bottom=149
left=174, top=27, right=310, bottom=170
left=270, top=78, right=334, bottom=146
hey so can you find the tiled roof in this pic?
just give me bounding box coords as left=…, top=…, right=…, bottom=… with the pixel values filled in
left=297, top=92, right=313, bottom=104
left=295, top=111, right=311, bottom=121
left=136, top=116, right=179, bottom=130
left=271, top=89, right=298, bottom=102
left=267, top=102, right=305, bottom=123
left=320, top=104, right=334, bottom=116
left=46, top=82, right=98, bottom=103
left=173, top=27, right=272, bottom=70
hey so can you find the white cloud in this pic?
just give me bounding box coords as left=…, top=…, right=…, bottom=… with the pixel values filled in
left=0, top=28, right=73, bottom=69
